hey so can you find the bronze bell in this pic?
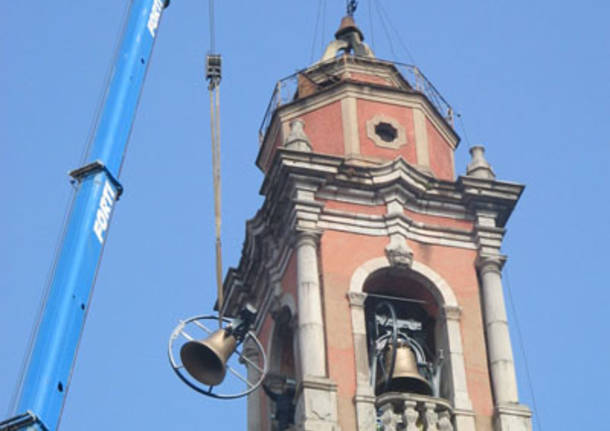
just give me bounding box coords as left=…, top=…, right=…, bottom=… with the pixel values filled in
left=382, top=340, right=432, bottom=395
left=180, top=329, right=238, bottom=386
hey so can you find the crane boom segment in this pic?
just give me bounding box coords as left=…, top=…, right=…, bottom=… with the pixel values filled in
left=4, top=1, right=170, bottom=430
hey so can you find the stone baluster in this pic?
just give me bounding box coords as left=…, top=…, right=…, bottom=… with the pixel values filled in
left=438, top=410, right=454, bottom=431
left=402, top=400, right=419, bottom=431
left=379, top=403, right=398, bottom=431
left=422, top=402, right=439, bottom=431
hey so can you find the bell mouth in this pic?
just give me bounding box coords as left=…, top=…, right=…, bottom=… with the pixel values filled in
left=385, top=376, right=433, bottom=396
left=180, top=341, right=227, bottom=386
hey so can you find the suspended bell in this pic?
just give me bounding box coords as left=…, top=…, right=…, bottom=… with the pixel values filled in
left=383, top=340, right=432, bottom=395
left=180, top=329, right=237, bottom=386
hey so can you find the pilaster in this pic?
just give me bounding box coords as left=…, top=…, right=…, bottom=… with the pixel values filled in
left=441, top=305, right=476, bottom=431
left=347, top=292, right=377, bottom=431
left=294, top=376, right=341, bottom=431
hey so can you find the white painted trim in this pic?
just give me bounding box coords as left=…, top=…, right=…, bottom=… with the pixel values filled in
left=413, top=108, right=430, bottom=168
left=341, top=96, right=360, bottom=156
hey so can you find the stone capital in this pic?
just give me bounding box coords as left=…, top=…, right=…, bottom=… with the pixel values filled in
left=476, top=254, right=506, bottom=275
left=442, top=305, right=462, bottom=321
left=347, top=291, right=367, bottom=308
left=295, top=229, right=322, bottom=248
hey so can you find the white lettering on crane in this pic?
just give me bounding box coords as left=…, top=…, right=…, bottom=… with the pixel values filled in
left=147, top=0, right=164, bottom=38
left=93, top=181, right=117, bottom=244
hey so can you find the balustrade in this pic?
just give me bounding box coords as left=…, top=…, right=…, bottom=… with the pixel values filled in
left=376, top=393, right=454, bottom=431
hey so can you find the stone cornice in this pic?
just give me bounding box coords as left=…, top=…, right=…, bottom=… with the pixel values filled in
left=458, top=175, right=524, bottom=227
left=223, top=149, right=522, bottom=316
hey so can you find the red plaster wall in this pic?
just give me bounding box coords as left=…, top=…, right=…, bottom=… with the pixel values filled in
left=318, top=228, right=494, bottom=428
left=356, top=99, right=418, bottom=164
left=320, top=231, right=381, bottom=431
left=297, top=101, right=344, bottom=156
left=407, top=241, right=494, bottom=423
left=426, top=119, right=455, bottom=180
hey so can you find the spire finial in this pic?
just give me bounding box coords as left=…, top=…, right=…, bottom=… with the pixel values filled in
left=347, top=0, right=358, bottom=17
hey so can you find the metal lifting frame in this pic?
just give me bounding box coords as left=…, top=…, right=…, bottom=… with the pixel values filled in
left=4, top=1, right=169, bottom=430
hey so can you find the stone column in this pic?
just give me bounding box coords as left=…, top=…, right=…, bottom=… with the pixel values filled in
left=296, top=230, right=326, bottom=377
left=476, top=255, right=519, bottom=405
left=294, top=230, right=340, bottom=431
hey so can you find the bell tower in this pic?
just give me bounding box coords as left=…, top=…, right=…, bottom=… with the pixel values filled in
left=221, top=15, right=533, bottom=431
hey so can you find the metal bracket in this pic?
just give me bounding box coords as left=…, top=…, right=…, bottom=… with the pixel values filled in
left=0, top=411, right=48, bottom=431
left=206, top=54, right=222, bottom=88
left=68, top=160, right=124, bottom=198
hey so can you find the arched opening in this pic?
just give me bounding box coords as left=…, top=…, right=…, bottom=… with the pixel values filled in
left=265, top=306, right=296, bottom=431
left=363, top=267, right=445, bottom=398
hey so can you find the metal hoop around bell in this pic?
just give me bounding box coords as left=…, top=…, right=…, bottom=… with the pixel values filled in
left=168, top=315, right=268, bottom=399
left=369, top=301, right=398, bottom=392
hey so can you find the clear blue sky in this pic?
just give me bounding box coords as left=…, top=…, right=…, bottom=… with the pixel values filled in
left=1, top=1, right=608, bottom=429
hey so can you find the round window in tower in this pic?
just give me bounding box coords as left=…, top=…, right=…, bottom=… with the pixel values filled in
left=375, top=122, right=398, bottom=143
left=366, top=114, right=406, bottom=149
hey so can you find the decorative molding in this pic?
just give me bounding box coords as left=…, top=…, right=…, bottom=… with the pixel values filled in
left=385, top=234, right=414, bottom=268
left=443, top=305, right=462, bottom=322
left=366, top=114, right=407, bottom=149
left=284, top=119, right=312, bottom=152
left=466, top=146, right=495, bottom=180
left=347, top=291, right=367, bottom=308
left=476, top=254, right=506, bottom=275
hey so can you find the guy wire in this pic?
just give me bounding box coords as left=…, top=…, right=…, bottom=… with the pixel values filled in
left=504, top=265, right=543, bottom=431
left=310, top=0, right=324, bottom=63
left=373, top=0, right=397, bottom=61
left=374, top=0, right=416, bottom=65
left=209, top=0, right=216, bottom=53
left=80, top=0, right=132, bottom=165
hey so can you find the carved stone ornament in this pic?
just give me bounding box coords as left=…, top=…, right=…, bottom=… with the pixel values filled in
left=385, top=234, right=414, bottom=268
left=284, top=119, right=312, bottom=152
left=466, top=146, right=495, bottom=179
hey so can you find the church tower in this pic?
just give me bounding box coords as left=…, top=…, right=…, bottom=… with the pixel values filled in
left=221, top=15, right=533, bottom=431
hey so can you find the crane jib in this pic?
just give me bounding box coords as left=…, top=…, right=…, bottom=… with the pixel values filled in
left=5, top=1, right=170, bottom=430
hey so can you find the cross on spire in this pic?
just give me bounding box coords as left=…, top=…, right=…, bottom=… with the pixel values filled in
left=347, top=0, right=358, bottom=17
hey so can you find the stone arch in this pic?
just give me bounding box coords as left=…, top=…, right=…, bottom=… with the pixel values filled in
left=347, top=256, right=475, bottom=430
left=349, top=256, right=458, bottom=307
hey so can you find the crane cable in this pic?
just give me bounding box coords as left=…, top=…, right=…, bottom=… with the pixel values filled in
left=206, top=0, right=223, bottom=327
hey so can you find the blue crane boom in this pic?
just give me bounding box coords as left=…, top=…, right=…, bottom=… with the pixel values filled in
left=2, top=1, right=169, bottom=430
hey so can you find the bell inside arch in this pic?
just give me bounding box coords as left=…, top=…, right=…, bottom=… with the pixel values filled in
left=383, top=340, right=432, bottom=395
